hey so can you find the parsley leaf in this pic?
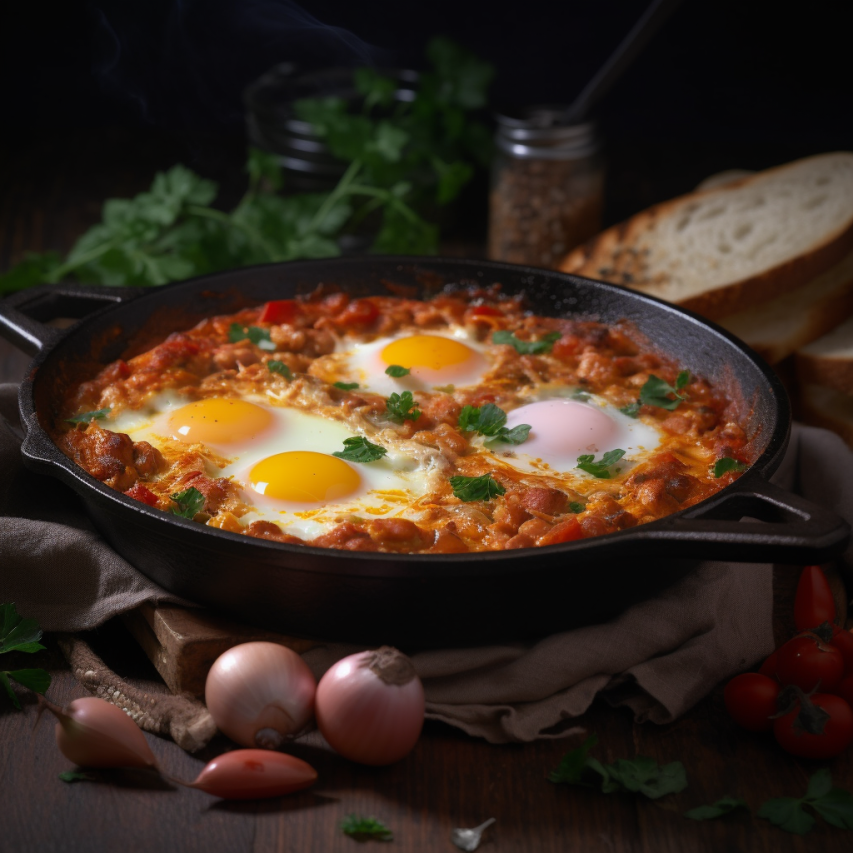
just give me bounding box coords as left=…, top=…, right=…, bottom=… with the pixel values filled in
left=758, top=769, right=853, bottom=834
left=229, top=323, right=276, bottom=351
left=449, top=473, right=506, bottom=502
left=458, top=403, right=506, bottom=435
left=713, top=457, right=747, bottom=478
left=684, top=797, right=749, bottom=821
left=333, top=381, right=359, bottom=391
left=385, top=391, right=421, bottom=423
left=0, top=603, right=51, bottom=709
left=59, top=770, right=98, bottom=783
left=385, top=364, right=411, bottom=377
left=484, top=424, right=532, bottom=449
left=549, top=734, right=687, bottom=800
left=332, top=437, right=388, bottom=463
left=619, top=402, right=642, bottom=418
left=568, top=501, right=585, bottom=514
left=576, top=449, right=626, bottom=479
left=267, top=360, right=292, bottom=380
left=637, top=372, right=690, bottom=411
left=65, top=407, right=111, bottom=424
left=492, top=330, right=561, bottom=354
left=340, top=814, right=393, bottom=842
left=169, top=487, right=205, bottom=519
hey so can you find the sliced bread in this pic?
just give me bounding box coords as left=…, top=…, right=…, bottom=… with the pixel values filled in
left=795, top=314, right=853, bottom=395
left=796, top=383, right=853, bottom=448
left=559, top=152, right=853, bottom=320
left=718, top=248, right=853, bottom=364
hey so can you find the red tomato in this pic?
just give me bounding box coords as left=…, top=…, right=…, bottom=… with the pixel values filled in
left=757, top=649, right=779, bottom=680
left=793, top=564, right=836, bottom=632
left=836, top=673, right=853, bottom=707
left=258, top=299, right=300, bottom=324
left=775, top=632, right=845, bottom=693
left=723, top=673, right=781, bottom=732
left=124, top=483, right=159, bottom=507
left=831, top=625, right=853, bottom=675
left=773, top=692, right=853, bottom=759
left=551, top=334, right=581, bottom=360
left=334, top=298, right=379, bottom=327
left=469, top=305, right=503, bottom=317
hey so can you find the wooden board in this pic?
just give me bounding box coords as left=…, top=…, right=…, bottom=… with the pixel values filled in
left=121, top=603, right=320, bottom=698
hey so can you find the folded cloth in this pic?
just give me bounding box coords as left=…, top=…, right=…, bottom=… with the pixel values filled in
left=2, top=381, right=851, bottom=743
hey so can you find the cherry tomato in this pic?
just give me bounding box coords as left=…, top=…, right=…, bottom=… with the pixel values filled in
left=793, top=564, right=836, bottom=632
left=775, top=632, right=845, bottom=693
left=258, top=299, right=300, bottom=324
left=773, top=692, right=853, bottom=759
left=757, top=649, right=779, bottom=680
left=836, top=673, right=853, bottom=707
left=723, top=673, right=781, bottom=732
left=831, top=625, right=853, bottom=675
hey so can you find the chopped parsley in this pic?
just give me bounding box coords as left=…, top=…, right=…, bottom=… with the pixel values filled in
left=65, top=407, right=111, bottom=424
left=568, top=501, right=585, bottom=514
left=332, top=436, right=388, bottom=463
left=449, top=473, right=506, bottom=502
left=228, top=322, right=276, bottom=351
left=169, top=486, right=205, bottom=519
left=457, top=403, right=531, bottom=448
left=756, top=769, right=853, bottom=834
left=333, top=381, right=359, bottom=391
left=619, top=402, right=642, bottom=418
left=385, top=390, right=421, bottom=423
left=267, top=360, right=292, bottom=379
left=384, top=364, right=411, bottom=377
left=492, top=329, right=561, bottom=355
left=576, top=449, right=626, bottom=479
left=340, top=814, right=394, bottom=842
left=620, top=371, right=690, bottom=416
left=713, top=457, right=747, bottom=478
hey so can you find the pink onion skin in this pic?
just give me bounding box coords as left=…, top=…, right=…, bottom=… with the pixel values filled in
left=204, top=642, right=316, bottom=750
left=188, top=749, right=317, bottom=799
left=51, top=697, right=158, bottom=769
left=315, top=648, right=425, bottom=766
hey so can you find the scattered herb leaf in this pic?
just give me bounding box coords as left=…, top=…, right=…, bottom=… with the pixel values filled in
left=333, top=437, right=388, bottom=463
left=576, top=449, right=626, bottom=479
left=637, top=372, right=690, bottom=411
left=568, top=501, right=585, bottom=514
left=341, top=814, right=394, bottom=842
left=492, top=330, right=561, bottom=355
left=65, top=407, right=111, bottom=425
left=758, top=769, right=853, bottom=834
left=59, top=770, right=97, bottom=783
left=267, top=360, right=292, bottom=379
left=334, top=381, right=360, bottom=391
left=713, top=457, right=747, bottom=478
left=169, top=487, right=205, bottom=519
left=384, top=364, right=411, bottom=377
left=385, top=390, right=421, bottom=423
left=619, top=402, right=642, bottom=418
left=549, top=734, right=687, bottom=800
left=229, top=323, right=276, bottom=351
left=449, top=473, right=506, bottom=502
left=0, top=603, right=51, bottom=709
left=484, top=424, right=532, bottom=449
left=458, top=403, right=506, bottom=435
left=684, top=797, right=749, bottom=821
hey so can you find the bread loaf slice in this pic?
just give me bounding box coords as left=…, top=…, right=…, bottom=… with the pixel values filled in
left=797, top=383, right=853, bottom=448
left=718, top=248, right=853, bottom=364
left=795, top=314, right=853, bottom=395
left=559, top=152, right=853, bottom=320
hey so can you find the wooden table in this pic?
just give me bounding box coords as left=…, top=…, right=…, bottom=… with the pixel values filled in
left=2, top=128, right=852, bottom=853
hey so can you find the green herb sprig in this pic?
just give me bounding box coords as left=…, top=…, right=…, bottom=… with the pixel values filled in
left=385, top=364, right=411, bottom=377
left=267, top=360, right=292, bottom=379
left=449, top=473, right=506, bottom=502
left=386, top=391, right=421, bottom=423
left=169, top=487, right=205, bottom=519
left=622, top=372, right=691, bottom=417
left=757, top=769, right=853, bottom=835
left=0, top=603, right=51, bottom=709
left=491, top=330, right=561, bottom=355
left=457, top=403, right=531, bottom=448
left=333, top=436, right=388, bottom=463
left=65, top=407, right=111, bottom=425
left=576, top=449, right=626, bottom=479
left=340, top=814, right=394, bottom=842
left=334, top=381, right=359, bottom=391
left=713, top=457, right=747, bottom=478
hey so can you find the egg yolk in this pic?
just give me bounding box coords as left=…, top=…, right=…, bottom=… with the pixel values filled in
left=381, top=335, right=473, bottom=372
left=249, top=451, right=362, bottom=503
left=168, top=399, right=274, bottom=446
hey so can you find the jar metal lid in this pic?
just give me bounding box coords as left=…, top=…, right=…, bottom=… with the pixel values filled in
left=494, top=105, right=600, bottom=160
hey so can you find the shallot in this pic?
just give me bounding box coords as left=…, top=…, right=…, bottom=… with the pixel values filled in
left=40, top=696, right=158, bottom=769
left=315, top=646, right=424, bottom=766
left=184, top=749, right=317, bottom=799
left=204, top=641, right=316, bottom=749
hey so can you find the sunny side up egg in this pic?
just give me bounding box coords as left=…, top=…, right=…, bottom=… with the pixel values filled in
left=329, top=327, right=491, bottom=396
left=110, top=392, right=433, bottom=540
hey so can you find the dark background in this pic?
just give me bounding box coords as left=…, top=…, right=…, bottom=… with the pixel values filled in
left=1, top=0, right=852, bottom=253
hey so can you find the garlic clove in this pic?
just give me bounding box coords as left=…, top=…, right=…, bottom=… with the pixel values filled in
left=186, top=749, right=318, bottom=799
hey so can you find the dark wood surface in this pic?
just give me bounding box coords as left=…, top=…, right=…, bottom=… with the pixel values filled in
left=2, top=128, right=853, bottom=853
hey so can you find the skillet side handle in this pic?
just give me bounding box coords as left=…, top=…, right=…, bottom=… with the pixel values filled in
left=643, top=477, right=851, bottom=564
left=0, top=284, right=144, bottom=356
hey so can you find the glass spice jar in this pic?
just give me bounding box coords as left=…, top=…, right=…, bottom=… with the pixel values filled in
left=488, top=106, right=605, bottom=268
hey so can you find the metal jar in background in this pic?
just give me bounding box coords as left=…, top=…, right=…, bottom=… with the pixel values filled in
left=488, top=107, right=604, bottom=268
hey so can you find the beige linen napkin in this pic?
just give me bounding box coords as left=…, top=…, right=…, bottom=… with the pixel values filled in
left=2, top=382, right=850, bottom=743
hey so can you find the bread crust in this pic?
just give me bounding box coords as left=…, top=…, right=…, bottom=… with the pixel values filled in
left=796, top=352, right=853, bottom=397
left=559, top=153, right=853, bottom=321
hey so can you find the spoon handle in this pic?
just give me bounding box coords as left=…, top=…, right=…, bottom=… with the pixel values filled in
left=564, top=0, right=682, bottom=124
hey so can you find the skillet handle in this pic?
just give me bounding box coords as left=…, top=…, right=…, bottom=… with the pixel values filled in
left=0, top=283, right=144, bottom=356
left=641, top=476, right=850, bottom=563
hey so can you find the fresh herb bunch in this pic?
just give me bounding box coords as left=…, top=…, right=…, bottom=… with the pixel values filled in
left=1, top=603, right=51, bottom=709
left=0, top=38, right=492, bottom=296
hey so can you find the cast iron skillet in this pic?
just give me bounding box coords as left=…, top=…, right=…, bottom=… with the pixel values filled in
left=0, top=258, right=849, bottom=646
